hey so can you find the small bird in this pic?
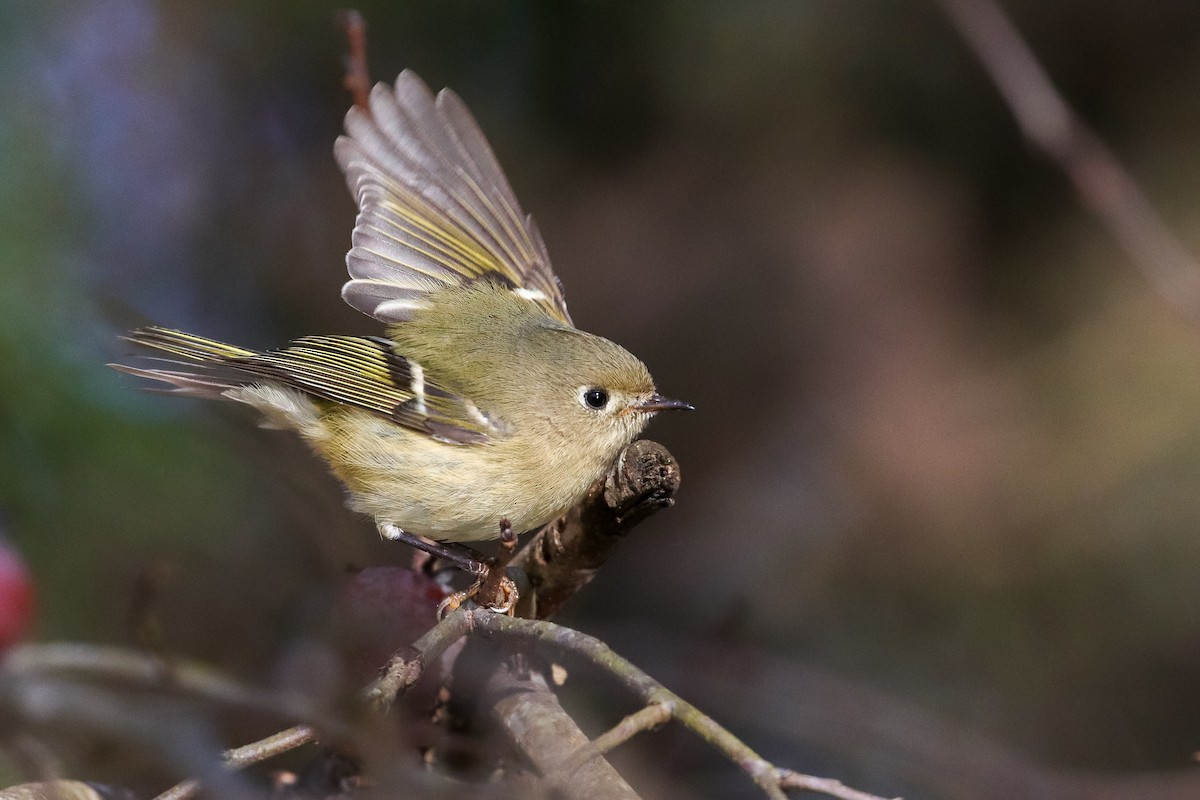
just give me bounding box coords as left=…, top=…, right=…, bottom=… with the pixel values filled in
left=114, top=71, right=691, bottom=567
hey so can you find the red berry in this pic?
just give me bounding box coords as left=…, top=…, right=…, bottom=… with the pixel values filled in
left=0, top=543, right=35, bottom=651
left=332, top=566, right=448, bottom=681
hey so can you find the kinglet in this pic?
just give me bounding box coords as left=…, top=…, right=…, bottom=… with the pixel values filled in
left=114, top=71, right=691, bottom=552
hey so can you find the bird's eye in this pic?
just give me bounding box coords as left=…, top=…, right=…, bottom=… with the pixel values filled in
left=581, top=388, right=610, bottom=410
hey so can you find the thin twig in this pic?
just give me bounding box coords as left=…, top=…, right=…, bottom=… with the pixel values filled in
left=153, top=778, right=199, bottom=800
left=224, top=725, right=317, bottom=768
left=560, top=702, right=673, bottom=776
left=935, top=0, right=1200, bottom=323
left=153, top=726, right=317, bottom=800
left=338, top=9, right=372, bottom=110
left=778, top=772, right=899, bottom=800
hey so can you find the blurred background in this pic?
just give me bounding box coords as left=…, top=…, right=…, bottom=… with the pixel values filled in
left=2, top=0, right=1200, bottom=797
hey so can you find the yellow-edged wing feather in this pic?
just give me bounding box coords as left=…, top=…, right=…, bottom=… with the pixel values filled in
left=123, top=327, right=502, bottom=444
left=335, top=71, right=571, bottom=326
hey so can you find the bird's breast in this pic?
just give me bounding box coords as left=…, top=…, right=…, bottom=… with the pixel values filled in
left=311, top=409, right=607, bottom=541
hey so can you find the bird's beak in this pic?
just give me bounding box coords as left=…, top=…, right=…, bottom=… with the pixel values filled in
left=637, top=394, right=695, bottom=413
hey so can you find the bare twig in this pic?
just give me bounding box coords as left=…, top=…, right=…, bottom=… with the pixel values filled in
left=560, top=702, right=673, bottom=775
left=777, top=772, right=899, bottom=800
left=936, top=0, right=1200, bottom=322
left=338, top=9, right=371, bottom=110
left=153, top=726, right=317, bottom=800
left=149, top=778, right=198, bottom=800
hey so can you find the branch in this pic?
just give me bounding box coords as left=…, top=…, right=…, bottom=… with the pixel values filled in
left=0, top=676, right=255, bottom=798
left=375, top=608, right=894, bottom=800
left=511, top=439, right=681, bottom=619
left=484, top=665, right=642, bottom=800
left=153, top=726, right=316, bottom=800
left=3, top=644, right=327, bottom=800
left=338, top=9, right=371, bottom=110
left=566, top=702, right=673, bottom=769
left=4, top=643, right=324, bottom=724
left=366, top=603, right=476, bottom=710
left=5, top=612, right=890, bottom=800
left=935, top=0, right=1200, bottom=323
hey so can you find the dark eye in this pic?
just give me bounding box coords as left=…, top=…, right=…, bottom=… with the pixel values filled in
left=582, top=388, right=609, bottom=410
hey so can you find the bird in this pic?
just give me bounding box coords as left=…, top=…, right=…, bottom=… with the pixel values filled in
left=113, top=70, right=691, bottom=579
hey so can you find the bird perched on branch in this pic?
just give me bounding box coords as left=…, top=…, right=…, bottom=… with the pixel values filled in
left=113, top=71, right=691, bottom=578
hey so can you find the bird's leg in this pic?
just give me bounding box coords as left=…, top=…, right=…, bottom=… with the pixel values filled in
left=377, top=522, right=488, bottom=577
left=475, top=519, right=519, bottom=610
left=437, top=519, right=520, bottom=617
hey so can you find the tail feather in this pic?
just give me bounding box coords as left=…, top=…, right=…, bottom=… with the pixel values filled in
left=122, top=326, right=257, bottom=362
left=107, top=363, right=242, bottom=399
left=111, top=327, right=260, bottom=400
left=112, top=328, right=325, bottom=434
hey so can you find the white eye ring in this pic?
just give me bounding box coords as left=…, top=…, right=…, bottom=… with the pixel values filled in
left=579, top=387, right=610, bottom=411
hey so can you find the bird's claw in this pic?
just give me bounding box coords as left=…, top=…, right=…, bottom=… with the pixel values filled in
left=436, top=575, right=518, bottom=619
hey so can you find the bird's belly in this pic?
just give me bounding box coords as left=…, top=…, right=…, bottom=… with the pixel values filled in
left=312, top=412, right=590, bottom=542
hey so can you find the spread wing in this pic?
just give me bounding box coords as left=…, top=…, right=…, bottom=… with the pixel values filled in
left=335, top=70, right=571, bottom=326
left=120, top=327, right=504, bottom=445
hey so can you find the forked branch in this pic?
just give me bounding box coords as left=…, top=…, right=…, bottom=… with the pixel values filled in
left=374, top=607, right=896, bottom=800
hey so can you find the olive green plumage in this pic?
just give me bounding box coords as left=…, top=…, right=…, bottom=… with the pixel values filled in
left=114, top=71, right=689, bottom=543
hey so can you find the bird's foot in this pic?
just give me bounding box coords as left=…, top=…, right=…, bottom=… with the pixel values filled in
left=436, top=574, right=518, bottom=618
left=435, top=518, right=520, bottom=618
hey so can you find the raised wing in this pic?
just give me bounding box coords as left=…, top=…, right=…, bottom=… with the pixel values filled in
left=123, top=327, right=504, bottom=445
left=335, top=71, right=571, bottom=326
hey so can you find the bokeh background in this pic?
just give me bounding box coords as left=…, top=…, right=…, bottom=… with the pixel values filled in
left=3, top=1, right=1200, bottom=797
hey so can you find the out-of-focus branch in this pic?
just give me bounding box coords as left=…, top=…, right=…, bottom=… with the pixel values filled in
left=2, top=644, right=332, bottom=800
left=0, top=676, right=253, bottom=798
left=4, top=643, right=323, bottom=724
left=512, top=439, right=681, bottom=619
left=935, top=0, right=1200, bottom=323
left=484, top=665, right=642, bottom=800
left=152, top=726, right=316, bottom=800
left=338, top=9, right=371, bottom=110
left=0, top=780, right=133, bottom=800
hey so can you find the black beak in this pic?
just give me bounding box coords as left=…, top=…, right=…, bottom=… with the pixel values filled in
left=637, top=394, right=695, bottom=413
